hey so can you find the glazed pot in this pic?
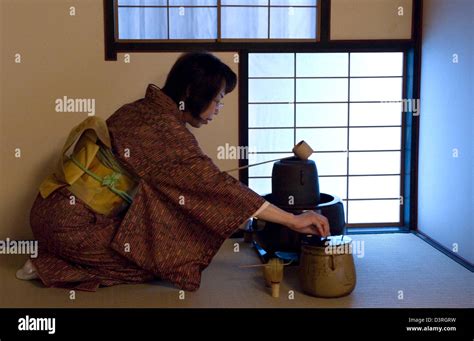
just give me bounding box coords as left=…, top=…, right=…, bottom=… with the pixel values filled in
left=299, top=236, right=356, bottom=298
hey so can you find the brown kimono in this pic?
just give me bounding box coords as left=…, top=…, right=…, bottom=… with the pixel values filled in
left=30, top=84, right=266, bottom=291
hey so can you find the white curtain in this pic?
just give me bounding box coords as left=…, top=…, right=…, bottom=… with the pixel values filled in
left=118, top=0, right=317, bottom=40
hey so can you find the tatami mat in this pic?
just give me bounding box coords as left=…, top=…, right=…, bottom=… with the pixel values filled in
left=0, top=233, right=472, bottom=308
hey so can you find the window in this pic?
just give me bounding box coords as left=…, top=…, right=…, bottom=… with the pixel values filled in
left=247, top=52, right=404, bottom=225
left=116, top=0, right=319, bottom=40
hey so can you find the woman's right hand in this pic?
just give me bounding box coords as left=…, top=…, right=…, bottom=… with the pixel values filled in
left=287, top=211, right=330, bottom=237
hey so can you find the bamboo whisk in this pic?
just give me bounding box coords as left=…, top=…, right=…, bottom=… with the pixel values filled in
left=263, top=258, right=285, bottom=298
left=240, top=258, right=291, bottom=298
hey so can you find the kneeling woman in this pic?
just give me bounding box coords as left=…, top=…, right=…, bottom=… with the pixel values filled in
left=17, top=52, right=329, bottom=291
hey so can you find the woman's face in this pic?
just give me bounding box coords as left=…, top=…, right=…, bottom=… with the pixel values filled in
left=184, top=87, right=225, bottom=128
left=198, top=88, right=225, bottom=126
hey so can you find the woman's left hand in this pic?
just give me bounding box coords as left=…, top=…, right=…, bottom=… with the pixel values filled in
left=288, top=211, right=331, bottom=237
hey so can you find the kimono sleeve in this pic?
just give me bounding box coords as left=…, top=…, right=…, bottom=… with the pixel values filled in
left=145, top=134, right=267, bottom=239
left=109, top=106, right=266, bottom=239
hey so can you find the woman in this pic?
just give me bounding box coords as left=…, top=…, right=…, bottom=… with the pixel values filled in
left=17, top=52, right=330, bottom=291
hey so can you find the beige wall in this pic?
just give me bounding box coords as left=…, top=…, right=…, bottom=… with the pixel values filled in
left=331, top=0, right=412, bottom=40
left=1, top=0, right=239, bottom=240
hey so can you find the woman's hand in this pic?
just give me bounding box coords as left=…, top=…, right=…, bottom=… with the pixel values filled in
left=288, top=211, right=330, bottom=237
left=254, top=202, right=330, bottom=237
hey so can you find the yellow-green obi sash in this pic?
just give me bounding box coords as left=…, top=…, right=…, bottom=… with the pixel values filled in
left=39, top=116, right=138, bottom=216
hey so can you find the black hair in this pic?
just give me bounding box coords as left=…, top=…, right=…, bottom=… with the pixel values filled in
left=162, top=52, right=237, bottom=118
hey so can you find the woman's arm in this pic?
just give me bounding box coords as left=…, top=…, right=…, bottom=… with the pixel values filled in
left=255, top=202, right=331, bottom=237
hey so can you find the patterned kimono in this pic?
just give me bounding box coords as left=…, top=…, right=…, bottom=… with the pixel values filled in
left=30, top=84, right=266, bottom=291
